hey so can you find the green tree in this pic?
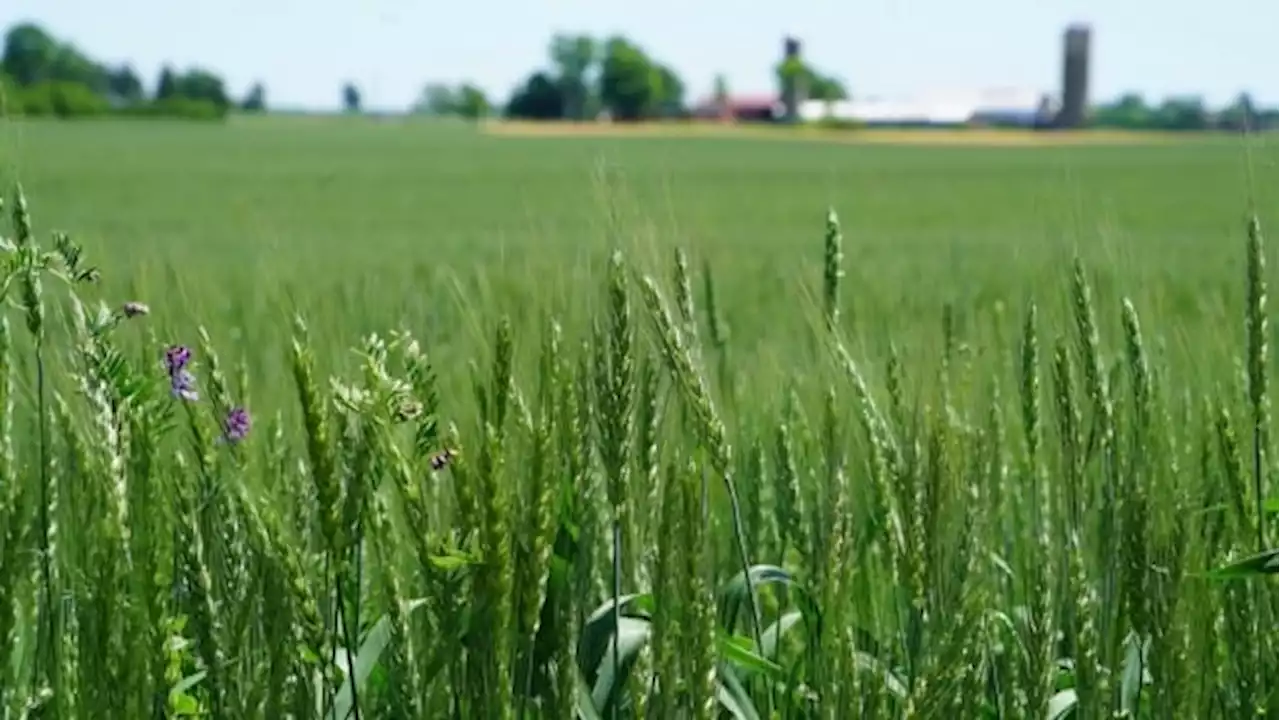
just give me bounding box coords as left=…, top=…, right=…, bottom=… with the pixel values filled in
left=2, top=23, right=109, bottom=94
left=808, top=73, right=847, bottom=101
left=155, top=66, right=178, bottom=101
left=176, top=69, right=229, bottom=111
left=599, top=36, right=662, bottom=121
left=48, top=81, right=108, bottom=117
left=455, top=83, right=489, bottom=119
left=415, top=82, right=488, bottom=119
left=1218, top=92, right=1257, bottom=131
left=241, top=82, right=267, bottom=112
left=106, top=65, right=144, bottom=105
left=1092, top=93, right=1151, bottom=129
left=49, top=47, right=106, bottom=93
left=415, top=83, right=458, bottom=115
left=651, top=63, right=685, bottom=117
left=342, top=82, right=362, bottom=113
left=505, top=72, right=564, bottom=119
left=550, top=34, right=597, bottom=120
left=1, top=23, right=59, bottom=86
left=1154, top=96, right=1208, bottom=131
left=2, top=22, right=232, bottom=120
left=775, top=57, right=847, bottom=105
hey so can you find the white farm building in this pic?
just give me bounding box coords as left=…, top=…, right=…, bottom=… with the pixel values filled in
left=800, top=87, right=1058, bottom=128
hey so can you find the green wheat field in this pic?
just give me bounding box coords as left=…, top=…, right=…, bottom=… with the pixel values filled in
left=0, top=116, right=1276, bottom=719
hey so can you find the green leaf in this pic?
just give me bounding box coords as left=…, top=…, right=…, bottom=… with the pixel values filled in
left=1207, top=548, right=1279, bottom=579
left=575, top=665, right=604, bottom=720
left=579, top=593, right=652, bottom=688
left=169, top=669, right=207, bottom=698
left=718, top=564, right=820, bottom=637
left=1047, top=689, right=1077, bottom=720
left=330, top=597, right=429, bottom=720
left=853, top=650, right=907, bottom=699
left=718, top=633, right=783, bottom=678
left=1119, top=631, right=1150, bottom=715
left=716, top=662, right=762, bottom=720
left=590, top=616, right=651, bottom=712
left=169, top=693, right=201, bottom=716
left=427, top=552, right=477, bottom=571
left=757, top=609, right=804, bottom=662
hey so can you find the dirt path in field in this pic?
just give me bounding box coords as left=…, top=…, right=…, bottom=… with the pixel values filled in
left=482, top=120, right=1181, bottom=147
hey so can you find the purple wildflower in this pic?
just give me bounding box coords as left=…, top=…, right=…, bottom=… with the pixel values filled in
left=223, top=406, right=251, bottom=443
left=170, top=370, right=199, bottom=401
left=165, top=345, right=198, bottom=401
left=165, top=345, right=192, bottom=374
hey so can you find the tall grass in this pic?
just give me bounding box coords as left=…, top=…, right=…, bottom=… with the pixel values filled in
left=0, top=180, right=1275, bottom=719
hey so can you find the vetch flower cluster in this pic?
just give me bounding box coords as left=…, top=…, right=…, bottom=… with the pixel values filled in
left=164, top=344, right=252, bottom=443
left=223, top=406, right=251, bottom=443
left=165, top=345, right=198, bottom=401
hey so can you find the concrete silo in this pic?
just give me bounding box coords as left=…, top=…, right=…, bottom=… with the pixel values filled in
left=780, top=36, right=807, bottom=123
left=1057, top=24, right=1091, bottom=129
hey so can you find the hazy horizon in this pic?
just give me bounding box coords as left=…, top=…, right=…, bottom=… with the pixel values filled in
left=4, top=0, right=1277, bottom=113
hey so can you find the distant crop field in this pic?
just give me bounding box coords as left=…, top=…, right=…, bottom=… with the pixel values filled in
left=0, top=117, right=1272, bottom=397
left=0, top=116, right=1275, bottom=717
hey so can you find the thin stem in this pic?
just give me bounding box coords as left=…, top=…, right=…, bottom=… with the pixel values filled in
left=610, top=518, right=621, bottom=720
left=1253, top=423, right=1265, bottom=551
left=720, top=469, right=764, bottom=665
left=320, top=551, right=336, bottom=719
left=337, top=578, right=363, bottom=720
left=34, top=332, right=55, bottom=696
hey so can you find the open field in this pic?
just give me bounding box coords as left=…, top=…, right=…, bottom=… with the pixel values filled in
left=1, top=117, right=1274, bottom=391
left=0, top=116, right=1276, bottom=718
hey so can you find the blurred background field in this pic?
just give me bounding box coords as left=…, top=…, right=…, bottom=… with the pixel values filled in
left=0, top=117, right=1274, bottom=415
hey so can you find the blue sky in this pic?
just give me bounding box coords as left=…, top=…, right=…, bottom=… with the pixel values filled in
left=5, top=0, right=1277, bottom=112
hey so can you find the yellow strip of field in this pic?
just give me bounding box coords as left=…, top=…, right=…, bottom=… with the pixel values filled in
left=481, top=119, right=1193, bottom=147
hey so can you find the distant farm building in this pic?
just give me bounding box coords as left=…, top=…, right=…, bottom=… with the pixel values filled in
left=696, top=23, right=1085, bottom=130
left=798, top=87, right=1058, bottom=128
left=1056, top=24, right=1092, bottom=128
left=691, top=93, right=784, bottom=122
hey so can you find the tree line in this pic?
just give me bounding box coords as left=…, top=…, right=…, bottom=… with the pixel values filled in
left=0, top=23, right=262, bottom=119
left=0, top=23, right=846, bottom=123
left=1091, top=92, right=1277, bottom=132
left=414, top=33, right=847, bottom=122
left=2, top=20, right=1275, bottom=131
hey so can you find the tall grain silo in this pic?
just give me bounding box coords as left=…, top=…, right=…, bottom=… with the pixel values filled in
left=781, top=36, right=806, bottom=123
left=1058, top=24, right=1091, bottom=128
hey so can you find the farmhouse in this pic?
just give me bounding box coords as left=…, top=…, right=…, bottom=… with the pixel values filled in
left=690, top=93, right=784, bottom=122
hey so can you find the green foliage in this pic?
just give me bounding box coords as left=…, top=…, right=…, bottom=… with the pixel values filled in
left=599, top=36, right=673, bottom=121
left=342, top=83, right=361, bottom=114
left=506, top=72, right=565, bottom=120
left=507, top=32, right=684, bottom=121
left=19, top=81, right=110, bottom=118
left=550, top=34, right=597, bottom=120
left=414, top=82, right=489, bottom=119
left=1, top=23, right=233, bottom=120
left=241, top=82, right=267, bottom=113
left=1092, top=91, right=1277, bottom=131
left=775, top=55, right=849, bottom=103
